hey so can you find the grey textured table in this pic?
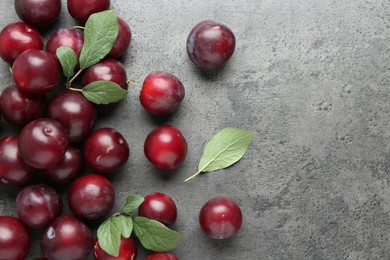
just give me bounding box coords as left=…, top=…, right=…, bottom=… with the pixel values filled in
left=1, top=0, right=390, bottom=259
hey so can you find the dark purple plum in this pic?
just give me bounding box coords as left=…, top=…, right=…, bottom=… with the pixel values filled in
left=46, top=28, right=84, bottom=58
left=18, top=118, right=69, bottom=169
left=0, top=22, right=43, bottom=65
left=41, top=215, right=94, bottom=260
left=0, top=216, right=31, bottom=260
left=0, top=86, right=46, bottom=127
left=67, top=0, right=110, bottom=21
left=46, top=90, right=97, bottom=143
left=12, top=49, right=61, bottom=94
left=43, top=146, right=82, bottom=185
left=15, top=0, right=61, bottom=27
left=82, top=58, right=128, bottom=90
left=187, top=20, right=235, bottom=69
left=0, top=136, right=36, bottom=187
left=84, top=128, right=130, bottom=174
left=16, top=184, right=63, bottom=229
left=108, top=17, right=132, bottom=58
left=68, top=174, right=115, bottom=220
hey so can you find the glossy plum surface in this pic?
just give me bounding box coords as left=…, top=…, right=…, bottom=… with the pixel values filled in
left=186, top=20, right=235, bottom=69
left=68, top=174, right=115, bottom=220
left=94, top=236, right=137, bottom=260
left=0, top=216, right=31, bottom=260
left=140, top=71, right=185, bottom=115
left=41, top=215, right=94, bottom=260
left=108, top=17, right=132, bottom=58
left=0, top=85, right=46, bottom=127
left=46, top=90, right=97, bottom=142
left=144, top=125, right=187, bottom=170
left=138, top=192, right=177, bottom=226
left=199, top=196, right=242, bottom=239
left=18, top=118, right=69, bottom=169
left=16, top=184, right=63, bottom=229
left=43, top=146, right=82, bottom=185
left=15, top=0, right=61, bottom=27
left=84, top=128, right=130, bottom=174
left=12, top=49, right=61, bottom=94
left=0, top=21, right=42, bottom=64
left=67, top=0, right=110, bottom=21
left=46, top=28, right=84, bottom=58
left=144, top=253, right=179, bottom=260
left=0, top=136, right=36, bottom=187
left=82, top=58, right=128, bottom=90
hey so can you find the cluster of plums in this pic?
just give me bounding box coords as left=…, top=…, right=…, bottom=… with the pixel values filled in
left=0, top=0, right=241, bottom=259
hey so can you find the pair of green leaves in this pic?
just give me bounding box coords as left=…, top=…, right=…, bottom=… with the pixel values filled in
left=185, top=127, right=254, bottom=181
left=97, top=195, right=182, bottom=257
left=56, top=10, right=128, bottom=105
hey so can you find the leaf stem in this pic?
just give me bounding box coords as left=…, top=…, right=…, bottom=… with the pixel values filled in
left=184, top=170, right=202, bottom=182
left=8, top=66, right=12, bottom=74
left=68, top=87, right=82, bottom=92
left=126, top=80, right=143, bottom=87
left=68, top=69, right=83, bottom=87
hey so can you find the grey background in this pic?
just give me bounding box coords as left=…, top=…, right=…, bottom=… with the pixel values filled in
left=1, top=0, right=390, bottom=259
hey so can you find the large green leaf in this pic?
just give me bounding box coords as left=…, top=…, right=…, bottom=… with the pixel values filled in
left=79, top=10, right=118, bottom=69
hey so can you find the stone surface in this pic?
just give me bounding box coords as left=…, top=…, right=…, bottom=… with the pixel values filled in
left=1, top=0, right=390, bottom=259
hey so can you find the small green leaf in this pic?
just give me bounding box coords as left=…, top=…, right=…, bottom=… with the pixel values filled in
left=132, top=216, right=182, bottom=252
left=185, top=128, right=253, bottom=181
left=79, top=10, right=118, bottom=69
left=81, top=81, right=128, bottom=105
left=114, top=215, right=133, bottom=238
left=122, top=195, right=144, bottom=214
left=97, top=217, right=121, bottom=257
left=56, top=46, right=77, bottom=79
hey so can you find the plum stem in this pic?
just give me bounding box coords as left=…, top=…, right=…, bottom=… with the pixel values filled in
left=184, top=170, right=202, bottom=182
left=126, top=80, right=142, bottom=87
left=72, top=25, right=85, bottom=30
left=68, top=87, right=82, bottom=92
left=68, top=69, right=83, bottom=87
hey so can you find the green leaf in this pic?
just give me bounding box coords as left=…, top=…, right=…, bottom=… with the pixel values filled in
left=81, top=81, right=128, bottom=105
left=97, top=215, right=134, bottom=257
left=79, top=10, right=118, bottom=69
left=185, top=128, right=253, bottom=181
left=113, top=215, right=133, bottom=238
left=56, top=46, right=77, bottom=79
left=122, top=195, right=144, bottom=214
left=132, top=216, right=182, bottom=252
left=97, top=216, right=121, bottom=257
